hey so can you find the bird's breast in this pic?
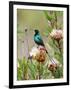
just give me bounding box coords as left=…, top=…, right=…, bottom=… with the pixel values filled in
left=34, top=35, right=39, bottom=42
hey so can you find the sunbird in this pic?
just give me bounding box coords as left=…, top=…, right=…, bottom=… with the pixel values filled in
left=34, top=30, right=47, bottom=52
left=34, top=29, right=56, bottom=64
left=34, top=30, right=45, bottom=47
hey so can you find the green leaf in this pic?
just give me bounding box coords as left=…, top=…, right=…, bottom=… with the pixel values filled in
left=43, top=11, right=52, bottom=21
left=52, top=66, right=63, bottom=78
left=28, top=61, right=37, bottom=79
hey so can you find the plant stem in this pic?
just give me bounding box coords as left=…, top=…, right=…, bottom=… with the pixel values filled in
left=37, top=62, right=42, bottom=79
left=57, top=40, right=61, bottom=53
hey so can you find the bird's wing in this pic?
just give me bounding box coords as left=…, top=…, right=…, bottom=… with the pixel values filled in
left=37, top=35, right=44, bottom=43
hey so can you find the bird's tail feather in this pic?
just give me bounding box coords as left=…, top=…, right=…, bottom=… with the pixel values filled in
left=46, top=50, right=56, bottom=64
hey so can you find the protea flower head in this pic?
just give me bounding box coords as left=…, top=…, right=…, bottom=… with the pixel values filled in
left=48, top=58, right=62, bottom=72
left=29, top=46, right=46, bottom=62
left=48, top=63, right=57, bottom=72
left=50, top=29, right=63, bottom=41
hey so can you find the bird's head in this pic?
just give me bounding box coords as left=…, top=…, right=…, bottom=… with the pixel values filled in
left=34, top=29, right=39, bottom=34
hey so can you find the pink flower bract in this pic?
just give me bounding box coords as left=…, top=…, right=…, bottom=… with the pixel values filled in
left=50, top=29, right=63, bottom=41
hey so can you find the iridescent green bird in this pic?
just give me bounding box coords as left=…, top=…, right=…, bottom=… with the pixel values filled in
left=34, top=30, right=45, bottom=47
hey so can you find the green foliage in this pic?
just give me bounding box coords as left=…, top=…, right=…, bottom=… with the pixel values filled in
left=28, top=60, right=37, bottom=79
left=17, top=56, right=63, bottom=80
left=43, top=11, right=63, bottom=29
left=44, top=11, right=53, bottom=21
left=52, top=66, right=63, bottom=78
left=17, top=58, right=29, bottom=80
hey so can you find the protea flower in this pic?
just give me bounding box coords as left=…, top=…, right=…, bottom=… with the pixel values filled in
left=48, top=58, right=61, bottom=72
left=50, top=29, right=63, bottom=41
left=48, top=63, right=57, bottom=72
left=29, top=46, right=46, bottom=62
